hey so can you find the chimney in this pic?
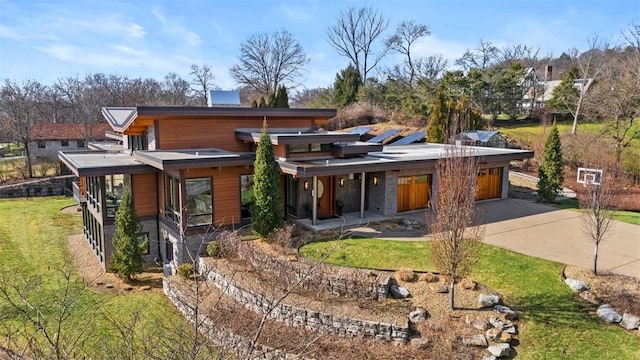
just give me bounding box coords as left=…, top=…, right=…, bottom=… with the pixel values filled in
left=544, top=65, right=553, bottom=81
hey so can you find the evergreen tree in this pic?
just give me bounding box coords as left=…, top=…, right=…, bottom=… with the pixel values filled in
left=275, top=85, right=289, bottom=108
left=537, top=126, right=564, bottom=203
left=427, top=89, right=448, bottom=143
left=251, top=99, right=258, bottom=108
left=267, top=92, right=277, bottom=108
left=252, top=120, right=283, bottom=238
left=333, top=65, right=362, bottom=107
left=110, top=189, right=144, bottom=281
left=258, top=96, right=267, bottom=108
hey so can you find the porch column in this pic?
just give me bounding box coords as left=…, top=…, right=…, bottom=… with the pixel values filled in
left=312, top=176, right=318, bottom=226
left=360, top=172, right=365, bottom=219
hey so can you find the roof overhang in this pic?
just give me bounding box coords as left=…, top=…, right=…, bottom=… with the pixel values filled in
left=134, top=148, right=255, bottom=170
left=58, top=150, right=156, bottom=177
left=235, top=129, right=359, bottom=145
left=278, top=144, right=534, bottom=177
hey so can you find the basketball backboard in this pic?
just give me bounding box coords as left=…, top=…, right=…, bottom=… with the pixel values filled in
left=577, top=167, right=603, bottom=186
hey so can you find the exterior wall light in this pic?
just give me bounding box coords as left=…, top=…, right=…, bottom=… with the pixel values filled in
left=373, top=176, right=379, bottom=186
left=304, top=180, right=310, bottom=191
left=339, top=177, right=345, bottom=187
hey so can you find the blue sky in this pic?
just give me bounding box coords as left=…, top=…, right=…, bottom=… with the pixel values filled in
left=0, top=0, right=638, bottom=91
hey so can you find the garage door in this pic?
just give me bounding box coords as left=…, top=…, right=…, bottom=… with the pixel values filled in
left=397, top=175, right=431, bottom=212
left=476, top=167, right=502, bottom=200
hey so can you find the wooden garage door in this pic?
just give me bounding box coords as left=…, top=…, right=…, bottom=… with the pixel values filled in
left=476, top=167, right=502, bottom=200
left=397, top=175, right=431, bottom=212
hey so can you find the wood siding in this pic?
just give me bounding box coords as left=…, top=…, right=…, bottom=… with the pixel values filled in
left=157, top=117, right=315, bottom=151
left=132, top=173, right=158, bottom=216
left=476, top=167, right=502, bottom=200
left=397, top=175, right=431, bottom=212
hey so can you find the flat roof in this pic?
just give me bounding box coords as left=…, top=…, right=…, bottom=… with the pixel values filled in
left=135, top=148, right=255, bottom=170
left=278, top=143, right=534, bottom=177
left=59, top=150, right=156, bottom=177
left=235, top=129, right=360, bottom=145
left=88, top=141, right=124, bottom=151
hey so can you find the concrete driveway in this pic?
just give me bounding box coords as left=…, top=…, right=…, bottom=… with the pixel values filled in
left=476, top=199, right=640, bottom=278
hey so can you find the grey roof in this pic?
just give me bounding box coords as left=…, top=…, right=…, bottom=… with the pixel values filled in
left=58, top=150, right=155, bottom=177
left=102, top=107, right=137, bottom=128
left=134, top=148, right=255, bottom=170
left=208, top=90, right=241, bottom=107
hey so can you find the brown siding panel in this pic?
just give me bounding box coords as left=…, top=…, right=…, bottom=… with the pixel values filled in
left=133, top=172, right=158, bottom=216
left=157, top=117, right=314, bottom=151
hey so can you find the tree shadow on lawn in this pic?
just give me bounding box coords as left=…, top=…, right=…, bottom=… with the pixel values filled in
left=513, top=291, right=595, bottom=327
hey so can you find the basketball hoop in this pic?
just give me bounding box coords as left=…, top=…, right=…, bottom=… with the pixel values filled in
left=577, top=167, right=603, bottom=187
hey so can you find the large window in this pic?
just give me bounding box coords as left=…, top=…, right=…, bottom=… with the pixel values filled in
left=86, top=176, right=101, bottom=212
left=186, top=178, right=212, bottom=227
left=105, top=174, right=125, bottom=218
left=289, top=143, right=331, bottom=154
left=164, top=175, right=180, bottom=223
left=129, top=133, right=148, bottom=151
left=240, top=174, right=254, bottom=219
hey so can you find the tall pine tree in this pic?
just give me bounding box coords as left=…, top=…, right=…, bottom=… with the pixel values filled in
left=537, top=126, right=564, bottom=203
left=275, top=85, right=289, bottom=108
left=110, top=189, right=144, bottom=281
left=252, top=120, right=283, bottom=238
left=427, top=89, right=448, bottom=143
left=333, top=65, right=362, bottom=107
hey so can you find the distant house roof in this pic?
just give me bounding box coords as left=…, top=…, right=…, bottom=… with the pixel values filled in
left=524, top=78, right=595, bottom=103
left=208, top=90, right=241, bottom=107
left=29, top=123, right=111, bottom=141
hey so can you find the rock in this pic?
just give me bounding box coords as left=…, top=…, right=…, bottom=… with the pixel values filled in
left=486, top=328, right=502, bottom=341
left=139, top=285, right=152, bottom=291
left=503, top=325, right=518, bottom=335
left=487, top=343, right=511, bottom=357
left=420, top=272, right=439, bottom=282
left=462, top=334, right=488, bottom=347
left=597, top=304, right=622, bottom=323
left=564, top=278, right=589, bottom=292
left=493, top=305, right=518, bottom=320
left=482, top=357, right=497, bottom=360
left=460, top=278, right=476, bottom=290
left=466, top=315, right=490, bottom=330
left=410, top=337, right=431, bottom=349
left=389, top=284, right=410, bottom=299
left=579, top=290, right=602, bottom=305
left=620, top=313, right=640, bottom=330
left=489, top=316, right=505, bottom=329
left=434, top=284, right=449, bottom=293
left=479, top=294, right=501, bottom=308
left=105, top=283, right=114, bottom=288
left=122, top=285, right=133, bottom=291
left=409, top=308, right=428, bottom=324
left=497, top=332, right=513, bottom=343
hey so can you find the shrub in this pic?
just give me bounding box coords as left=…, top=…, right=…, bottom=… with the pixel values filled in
left=206, top=241, right=220, bottom=257
left=396, top=268, right=416, bottom=282
left=177, top=263, right=195, bottom=278
left=217, top=230, right=240, bottom=258
left=268, top=224, right=295, bottom=249
left=419, top=272, right=439, bottom=283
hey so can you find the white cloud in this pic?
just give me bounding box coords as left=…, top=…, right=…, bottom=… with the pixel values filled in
left=152, top=7, right=202, bottom=47
left=0, top=23, right=57, bottom=41
left=279, top=3, right=313, bottom=22
left=64, top=16, right=146, bottom=39
left=411, top=35, right=469, bottom=67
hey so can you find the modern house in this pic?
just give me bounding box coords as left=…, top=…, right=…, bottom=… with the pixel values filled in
left=59, top=106, right=533, bottom=272
left=29, top=123, right=111, bottom=162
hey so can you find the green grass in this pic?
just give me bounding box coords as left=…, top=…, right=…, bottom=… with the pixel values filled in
left=556, top=198, right=640, bottom=225
left=300, top=239, right=640, bottom=360
left=0, top=197, right=198, bottom=358
left=498, top=120, right=608, bottom=145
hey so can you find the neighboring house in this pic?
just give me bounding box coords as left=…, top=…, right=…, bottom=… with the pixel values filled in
left=454, top=131, right=507, bottom=148
left=29, top=123, right=111, bottom=162
left=521, top=65, right=594, bottom=109
left=59, top=106, right=533, bottom=272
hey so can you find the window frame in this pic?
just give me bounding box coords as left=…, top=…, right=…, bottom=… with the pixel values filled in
left=185, top=177, right=213, bottom=227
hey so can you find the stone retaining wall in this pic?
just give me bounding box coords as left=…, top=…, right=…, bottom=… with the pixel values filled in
left=236, top=241, right=390, bottom=301
left=198, top=258, right=409, bottom=344
left=163, top=279, right=305, bottom=360
left=0, top=175, right=76, bottom=198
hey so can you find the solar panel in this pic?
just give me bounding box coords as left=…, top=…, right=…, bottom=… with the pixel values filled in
left=389, top=131, right=426, bottom=146
left=366, top=129, right=401, bottom=143
left=348, top=126, right=372, bottom=136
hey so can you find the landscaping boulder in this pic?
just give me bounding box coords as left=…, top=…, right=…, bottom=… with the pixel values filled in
left=579, top=290, right=602, bottom=305
left=489, top=316, right=506, bottom=330
left=564, top=278, right=589, bottom=293
left=620, top=313, right=640, bottom=330
left=434, top=284, right=449, bottom=293
left=597, top=304, right=622, bottom=323
left=487, top=343, right=511, bottom=357
left=466, top=315, right=490, bottom=330
left=503, top=325, right=518, bottom=335
left=493, top=305, right=518, bottom=320
left=497, top=332, right=513, bottom=343
left=460, top=278, right=476, bottom=290
left=462, top=334, right=488, bottom=347
left=420, top=272, right=439, bottom=282
left=479, top=294, right=501, bottom=308
left=482, top=357, right=497, bottom=360
left=486, top=328, right=502, bottom=341
left=409, top=308, right=428, bottom=324
left=389, top=284, right=410, bottom=299
left=410, top=337, right=431, bottom=349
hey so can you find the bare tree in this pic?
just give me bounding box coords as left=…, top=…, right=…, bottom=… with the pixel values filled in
left=162, top=73, right=191, bottom=105
left=0, top=79, right=48, bottom=178
left=455, top=40, right=499, bottom=70
left=567, top=36, right=610, bottom=134
left=386, top=20, right=430, bottom=87
left=429, top=145, right=484, bottom=311
left=327, top=6, right=389, bottom=82
left=230, top=30, right=309, bottom=96
left=190, top=64, right=216, bottom=106
left=577, top=147, right=618, bottom=276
